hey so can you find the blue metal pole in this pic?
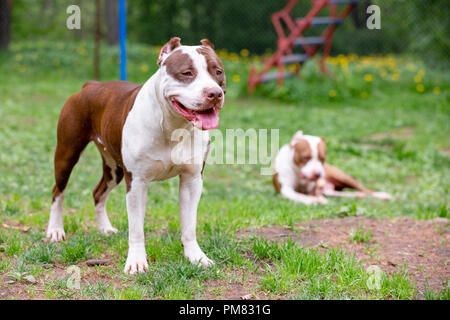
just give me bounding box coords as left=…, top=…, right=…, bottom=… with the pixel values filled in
left=119, top=0, right=127, bottom=81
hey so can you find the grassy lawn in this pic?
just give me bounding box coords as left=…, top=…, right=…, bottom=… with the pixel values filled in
left=0, top=41, right=449, bottom=300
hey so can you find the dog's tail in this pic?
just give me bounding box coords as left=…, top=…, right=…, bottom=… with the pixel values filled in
left=324, top=163, right=372, bottom=194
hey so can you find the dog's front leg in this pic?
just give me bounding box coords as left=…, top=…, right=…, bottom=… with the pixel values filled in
left=281, top=187, right=328, bottom=205
left=124, top=178, right=149, bottom=274
left=323, top=189, right=367, bottom=198
left=179, top=173, right=214, bottom=267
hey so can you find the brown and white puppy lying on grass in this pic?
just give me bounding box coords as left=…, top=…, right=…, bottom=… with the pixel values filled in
left=272, top=131, right=392, bottom=205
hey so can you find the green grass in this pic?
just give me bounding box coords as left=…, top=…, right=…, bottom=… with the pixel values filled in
left=0, top=40, right=449, bottom=299
left=424, top=282, right=450, bottom=300
left=349, top=225, right=373, bottom=243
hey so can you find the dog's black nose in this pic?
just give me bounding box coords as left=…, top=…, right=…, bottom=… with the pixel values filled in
left=204, top=87, right=223, bottom=102
left=312, top=172, right=321, bottom=180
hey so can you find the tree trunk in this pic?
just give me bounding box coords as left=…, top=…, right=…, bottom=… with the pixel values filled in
left=0, top=0, right=12, bottom=50
left=94, top=0, right=101, bottom=79
left=352, top=0, right=372, bottom=29
left=104, top=0, right=118, bottom=46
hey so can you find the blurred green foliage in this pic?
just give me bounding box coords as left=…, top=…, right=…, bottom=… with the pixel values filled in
left=8, top=0, right=450, bottom=64
left=253, top=53, right=449, bottom=104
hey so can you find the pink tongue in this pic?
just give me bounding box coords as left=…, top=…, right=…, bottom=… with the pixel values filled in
left=195, top=108, right=219, bottom=130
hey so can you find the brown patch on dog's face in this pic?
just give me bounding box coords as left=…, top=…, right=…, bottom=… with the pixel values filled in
left=196, top=40, right=226, bottom=93
left=318, top=139, right=326, bottom=163
left=163, top=50, right=198, bottom=84
left=293, top=139, right=312, bottom=169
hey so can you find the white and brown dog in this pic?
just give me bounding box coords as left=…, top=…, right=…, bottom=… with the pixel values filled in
left=272, top=131, right=392, bottom=205
left=46, top=37, right=226, bottom=274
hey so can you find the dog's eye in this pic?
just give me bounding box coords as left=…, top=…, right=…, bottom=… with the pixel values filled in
left=182, top=71, right=193, bottom=77
left=216, top=69, right=223, bottom=76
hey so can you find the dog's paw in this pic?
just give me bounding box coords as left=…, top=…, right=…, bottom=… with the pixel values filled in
left=184, top=245, right=214, bottom=268
left=98, top=225, right=118, bottom=235
left=315, top=196, right=328, bottom=205
left=124, top=256, right=148, bottom=274
left=46, top=228, right=66, bottom=242
left=356, top=193, right=366, bottom=199
left=373, top=192, right=392, bottom=201
left=301, top=197, right=316, bottom=206
left=188, top=254, right=215, bottom=268
left=198, top=255, right=215, bottom=267
left=302, top=196, right=327, bottom=205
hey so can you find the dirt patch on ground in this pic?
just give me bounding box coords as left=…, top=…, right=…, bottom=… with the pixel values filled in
left=0, top=256, right=123, bottom=300
left=237, top=216, right=449, bottom=299
left=2, top=217, right=447, bottom=300
left=203, top=267, right=273, bottom=300
left=0, top=264, right=69, bottom=300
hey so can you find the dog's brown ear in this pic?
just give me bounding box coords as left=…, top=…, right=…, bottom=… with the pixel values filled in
left=200, top=38, right=214, bottom=49
left=320, top=136, right=326, bottom=142
left=158, top=37, right=181, bottom=65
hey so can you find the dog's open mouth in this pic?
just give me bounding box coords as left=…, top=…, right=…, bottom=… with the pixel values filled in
left=171, top=98, right=219, bottom=130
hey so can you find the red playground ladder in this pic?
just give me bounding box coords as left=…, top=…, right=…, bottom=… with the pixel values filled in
left=248, top=0, right=358, bottom=93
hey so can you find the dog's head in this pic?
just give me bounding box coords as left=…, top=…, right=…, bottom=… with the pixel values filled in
left=157, top=37, right=226, bottom=130
left=289, top=131, right=326, bottom=181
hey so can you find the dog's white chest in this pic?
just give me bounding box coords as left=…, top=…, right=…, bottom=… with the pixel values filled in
left=142, top=147, right=196, bottom=181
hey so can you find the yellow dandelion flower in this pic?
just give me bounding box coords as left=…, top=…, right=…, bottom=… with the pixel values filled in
left=364, top=74, right=373, bottom=82
left=327, top=57, right=338, bottom=65
left=217, top=49, right=228, bottom=58
left=392, top=73, right=400, bottom=81
left=361, top=57, right=371, bottom=66
left=413, top=74, right=422, bottom=83
left=328, top=90, right=336, bottom=98
left=229, top=53, right=239, bottom=62
left=240, top=49, right=249, bottom=57
left=416, top=83, right=425, bottom=93
left=348, top=53, right=358, bottom=61
left=287, top=64, right=297, bottom=72
left=232, top=74, right=241, bottom=83
left=360, top=91, right=368, bottom=99
left=432, top=86, right=440, bottom=94
left=15, top=53, right=23, bottom=61
left=140, top=64, right=149, bottom=73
